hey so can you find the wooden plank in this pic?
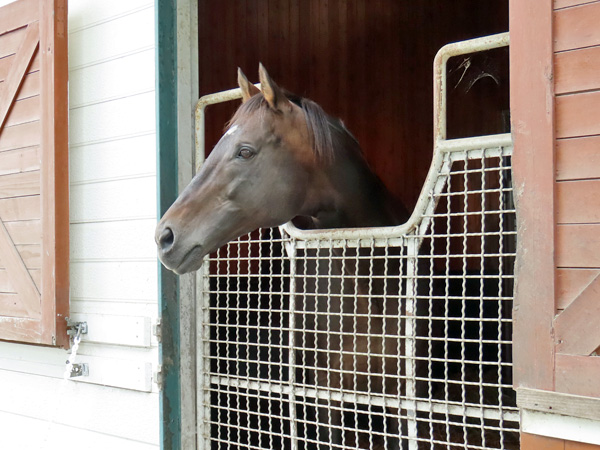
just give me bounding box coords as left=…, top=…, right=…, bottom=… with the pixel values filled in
left=556, top=179, right=600, bottom=223
left=68, top=313, right=152, bottom=348
left=509, top=0, right=556, bottom=391
left=4, top=96, right=40, bottom=128
left=566, top=441, right=600, bottom=450
left=70, top=355, right=153, bottom=392
left=0, top=368, right=159, bottom=441
left=70, top=220, right=156, bottom=261
left=68, top=7, right=155, bottom=70
left=554, top=273, right=600, bottom=355
left=0, top=147, right=40, bottom=176
left=521, top=433, right=564, bottom=450
left=0, top=316, right=41, bottom=342
left=0, top=22, right=39, bottom=131
left=71, top=261, right=157, bottom=301
left=555, top=0, right=600, bottom=9
left=3, top=219, right=41, bottom=245
left=0, top=0, right=38, bottom=36
left=0, top=293, right=29, bottom=318
left=0, top=121, right=41, bottom=152
left=555, top=45, right=600, bottom=94
left=556, top=91, right=600, bottom=138
left=14, top=70, right=41, bottom=101
left=0, top=218, right=40, bottom=317
left=519, top=387, right=600, bottom=422
left=556, top=136, right=600, bottom=181
left=556, top=224, right=600, bottom=267
left=0, top=171, right=40, bottom=199
left=0, top=50, right=40, bottom=83
left=70, top=177, right=156, bottom=224
left=554, top=2, right=600, bottom=52
left=39, top=0, right=70, bottom=348
left=557, top=268, right=600, bottom=309
left=13, top=244, right=41, bottom=269
left=0, top=196, right=40, bottom=222
left=68, top=48, right=154, bottom=109
left=0, top=268, right=41, bottom=292
left=0, top=70, right=42, bottom=103
left=0, top=27, right=27, bottom=59
left=555, top=353, right=600, bottom=397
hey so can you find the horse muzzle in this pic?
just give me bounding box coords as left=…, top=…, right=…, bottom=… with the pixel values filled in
left=155, top=222, right=206, bottom=274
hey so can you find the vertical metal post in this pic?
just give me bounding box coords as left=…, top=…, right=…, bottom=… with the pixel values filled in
left=287, top=239, right=299, bottom=450
left=404, top=238, right=419, bottom=450
left=196, top=263, right=212, bottom=450
left=156, top=0, right=181, bottom=448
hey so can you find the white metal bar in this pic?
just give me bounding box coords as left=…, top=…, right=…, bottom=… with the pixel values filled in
left=405, top=239, right=419, bottom=450
left=208, top=376, right=519, bottom=423
left=433, top=32, right=510, bottom=142
left=287, top=240, right=299, bottom=450
left=282, top=139, right=513, bottom=242
left=194, top=83, right=260, bottom=172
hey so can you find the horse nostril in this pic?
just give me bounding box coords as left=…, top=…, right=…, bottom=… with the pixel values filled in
left=158, top=227, right=175, bottom=251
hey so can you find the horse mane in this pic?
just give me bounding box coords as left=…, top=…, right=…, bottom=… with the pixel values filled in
left=227, top=92, right=359, bottom=164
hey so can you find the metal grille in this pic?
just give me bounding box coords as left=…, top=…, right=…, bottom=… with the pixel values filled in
left=195, top=32, right=516, bottom=450
left=199, top=138, right=518, bottom=450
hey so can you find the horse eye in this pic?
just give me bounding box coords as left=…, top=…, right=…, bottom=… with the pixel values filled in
left=237, top=147, right=255, bottom=159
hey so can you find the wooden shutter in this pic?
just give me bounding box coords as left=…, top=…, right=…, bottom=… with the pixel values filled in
left=511, top=0, right=600, bottom=401
left=0, top=0, right=68, bottom=346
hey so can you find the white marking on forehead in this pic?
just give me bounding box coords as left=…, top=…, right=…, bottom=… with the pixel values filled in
left=225, top=125, right=239, bottom=137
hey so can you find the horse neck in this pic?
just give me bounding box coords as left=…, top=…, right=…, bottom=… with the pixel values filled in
left=307, top=132, right=409, bottom=229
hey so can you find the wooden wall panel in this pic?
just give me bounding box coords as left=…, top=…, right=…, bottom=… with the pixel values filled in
left=556, top=90, right=600, bottom=138
left=554, top=274, right=600, bottom=355
left=554, top=1, right=600, bottom=52
left=556, top=180, right=600, bottom=223
left=556, top=136, right=600, bottom=181
left=555, top=0, right=598, bottom=9
left=510, top=0, right=556, bottom=391
left=555, top=354, right=600, bottom=397
left=198, top=0, right=508, bottom=211
left=521, top=432, right=565, bottom=450
left=553, top=0, right=600, bottom=404
left=556, top=224, right=600, bottom=268
left=556, top=268, right=600, bottom=309
left=522, top=432, right=600, bottom=450
left=555, top=46, right=600, bottom=94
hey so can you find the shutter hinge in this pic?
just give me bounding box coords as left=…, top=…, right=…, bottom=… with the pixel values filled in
left=153, top=318, right=162, bottom=343
left=154, top=364, right=163, bottom=390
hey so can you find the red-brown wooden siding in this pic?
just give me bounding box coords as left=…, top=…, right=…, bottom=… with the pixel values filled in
left=0, top=0, right=69, bottom=346
left=553, top=0, right=600, bottom=390
left=522, top=433, right=600, bottom=450
left=513, top=0, right=600, bottom=400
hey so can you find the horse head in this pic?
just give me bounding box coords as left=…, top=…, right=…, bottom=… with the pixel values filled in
left=156, top=65, right=330, bottom=274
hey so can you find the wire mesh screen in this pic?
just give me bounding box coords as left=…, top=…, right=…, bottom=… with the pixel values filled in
left=199, top=143, right=518, bottom=449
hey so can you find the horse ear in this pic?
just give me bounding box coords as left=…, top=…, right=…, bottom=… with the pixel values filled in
left=258, top=63, right=288, bottom=111
left=238, top=68, right=260, bottom=103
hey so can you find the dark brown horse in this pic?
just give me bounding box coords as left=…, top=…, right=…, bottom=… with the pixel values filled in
left=156, top=65, right=409, bottom=449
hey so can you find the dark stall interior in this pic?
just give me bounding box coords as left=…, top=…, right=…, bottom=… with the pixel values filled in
left=200, top=2, right=512, bottom=448
left=198, top=0, right=509, bottom=211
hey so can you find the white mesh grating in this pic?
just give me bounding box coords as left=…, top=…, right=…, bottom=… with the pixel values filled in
left=198, top=143, right=518, bottom=450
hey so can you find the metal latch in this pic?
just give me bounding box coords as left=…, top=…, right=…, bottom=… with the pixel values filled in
left=66, top=318, right=88, bottom=337
left=69, top=363, right=89, bottom=377
left=65, top=318, right=89, bottom=379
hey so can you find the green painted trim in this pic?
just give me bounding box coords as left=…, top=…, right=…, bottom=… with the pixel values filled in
left=156, top=0, right=181, bottom=448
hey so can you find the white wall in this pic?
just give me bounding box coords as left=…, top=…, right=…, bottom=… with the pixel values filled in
left=0, top=1, right=160, bottom=448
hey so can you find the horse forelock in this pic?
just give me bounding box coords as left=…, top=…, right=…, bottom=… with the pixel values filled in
left=226, top=92, right=349, bottom=164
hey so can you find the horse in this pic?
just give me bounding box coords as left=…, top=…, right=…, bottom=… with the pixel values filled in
left=156, top=64, right=410, bottom=449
